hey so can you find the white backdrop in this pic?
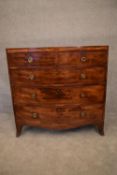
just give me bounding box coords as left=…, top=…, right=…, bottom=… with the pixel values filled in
left=0, top=0, right=117, bottom=115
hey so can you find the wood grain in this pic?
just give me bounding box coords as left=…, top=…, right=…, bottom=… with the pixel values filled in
left=15, top=104, right=104, bottom=130
left=6, top=46, right=109, bottom=136
left=13, top=85, right=105, bottom=105
left=10, top=67, right=106, bottom=86
left=7, top=48, right=107, bottom=68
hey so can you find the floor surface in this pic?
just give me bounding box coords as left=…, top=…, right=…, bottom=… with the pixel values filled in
left=0, top=112, right=117, bottom=175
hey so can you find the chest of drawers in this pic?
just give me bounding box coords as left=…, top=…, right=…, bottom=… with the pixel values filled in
left=6, top=46, right=109, bottom=137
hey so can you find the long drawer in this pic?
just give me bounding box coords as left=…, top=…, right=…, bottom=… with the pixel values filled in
left=10, top=67, right=106, bottom=86
left=7, top=49, right=107, bottom=68
left=13, top=85, right=105, bottom=105
left=15, top=104, right=104, bottom=129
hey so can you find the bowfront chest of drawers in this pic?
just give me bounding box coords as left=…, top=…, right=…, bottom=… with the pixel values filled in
left=6, top=46, right=109, bottom=137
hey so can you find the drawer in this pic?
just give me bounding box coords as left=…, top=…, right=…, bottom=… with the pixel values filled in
left=10, top=67, right=106, bottom=86
left=7, top=51, right=57, bottom=67
left=15, top=104, right=104, bottom=129
left=7, top=49, right=107, bottom=68
left=57, top=50, right=107, bottom=67
left=13, top=85, right=105, bottom=105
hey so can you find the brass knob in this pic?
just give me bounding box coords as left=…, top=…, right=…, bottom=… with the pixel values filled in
left=27, top=56, right=33, bottom=63
left=32, top=93, right=36, bottom=99
left=29, top=74, right=34, bottom=80
left=80, top=73, right=86, bottom=79
left=80, top=111, right=86, bottom=117
left=81, top=57, right=87, bottom=62
left=80, top=93, right=85, bottom=98
left=32, top=113, right=38, bottom=119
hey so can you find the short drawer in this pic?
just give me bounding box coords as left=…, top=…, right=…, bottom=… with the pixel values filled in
left=7, top=51, right=57, bottom=67
left=10, top=67, right=106, bottom=86
left=7, top=49, right=108, bottom=68
left=13, top=85, right=105, bottom=105
left=15, top=104, right=104, bottom=129
left=57, top=49, right=107, bottom=67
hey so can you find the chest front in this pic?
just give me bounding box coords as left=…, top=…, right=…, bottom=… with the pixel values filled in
left=6, top=46, right=108, bottom=137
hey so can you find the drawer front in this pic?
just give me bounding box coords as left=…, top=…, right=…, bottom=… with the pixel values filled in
left=7, top=50, right=107, bottom=67
left=13, top=85, right=105, bottom=105
left=57, top=50, right=107, bottom=67
left=7, top=52, right=57, bottom=67
left=10, top=67, right=106, bottom=86
left=15, top=104, right=104, bottom=128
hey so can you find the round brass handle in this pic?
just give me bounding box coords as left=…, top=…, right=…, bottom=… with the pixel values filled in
left=27, top=56, right=33, bottom=63
left=81, top=57, right=87, bottom=62
left=80, top=111, right=86, bottom=117
left=80, top=93, right=86, bottom=98
left=29, top=74, right=34, bottom=80
left=32, top=93, right=36, bottom=99
left=32, top=113, right=38, bottom=119
left=80, top=73, right=86, bottom=79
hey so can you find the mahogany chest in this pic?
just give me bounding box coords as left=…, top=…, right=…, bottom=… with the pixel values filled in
left=6, top=46, right=109, bottom=137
